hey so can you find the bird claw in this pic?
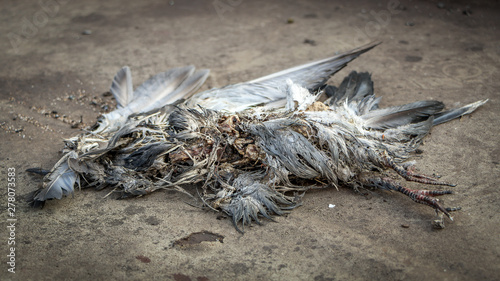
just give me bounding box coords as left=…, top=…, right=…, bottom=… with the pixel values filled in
left=413, top=194, right=452, bottom=220
left=433, top=206, right=461, bottom=229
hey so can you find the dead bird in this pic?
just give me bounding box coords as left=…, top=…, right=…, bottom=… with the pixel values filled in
left=27, top=42, right=487, bottom=232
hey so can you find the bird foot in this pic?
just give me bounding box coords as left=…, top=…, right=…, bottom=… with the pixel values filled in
left=366, top=177, right=455, bottom=220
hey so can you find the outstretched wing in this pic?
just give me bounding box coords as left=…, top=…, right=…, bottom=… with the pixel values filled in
left=248, top=41, right=380, bottom=89
left=187, top=41, right=380, bottom=112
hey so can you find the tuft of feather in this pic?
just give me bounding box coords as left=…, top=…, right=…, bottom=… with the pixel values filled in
left=28, top=151, right=78, bottom=207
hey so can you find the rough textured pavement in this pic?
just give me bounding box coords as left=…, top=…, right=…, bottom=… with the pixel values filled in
left=0, top=0, right=499, bottom=280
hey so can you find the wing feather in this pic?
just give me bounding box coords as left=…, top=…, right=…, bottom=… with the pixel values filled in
left=110, top=66, right=133, bottom=108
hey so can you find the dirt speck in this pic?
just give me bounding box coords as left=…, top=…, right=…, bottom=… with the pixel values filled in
left=136, top=255, right=151, bottom=263
left=173, top=231, right=224, bottom=248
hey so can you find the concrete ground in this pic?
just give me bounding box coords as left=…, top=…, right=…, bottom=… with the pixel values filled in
left=0, top=0, right=499, bottom=280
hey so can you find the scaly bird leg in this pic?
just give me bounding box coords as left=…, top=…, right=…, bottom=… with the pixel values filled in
left=383, top=153, right=456, bottom=187
left=366, top=177, right=456, bottom=220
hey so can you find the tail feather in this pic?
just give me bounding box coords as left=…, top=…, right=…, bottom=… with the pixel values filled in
left=324, top=71, right=487, bottom=130
left=26, top=168, right=50, bottom=176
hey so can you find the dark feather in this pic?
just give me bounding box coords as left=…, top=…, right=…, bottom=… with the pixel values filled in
left=124, top=143, right=172, bottom=171
left=327, top=71, right=374, bottom=105
left=362, top=100, right=445, bottom=129
left=26, top=168, right=50, bottom=176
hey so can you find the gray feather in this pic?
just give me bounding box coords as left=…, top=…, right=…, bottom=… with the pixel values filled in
left=96, top=66, right=209, bottom=133
left=33, top=151, right=78, bottom=202
left=248, top=41, right=380, bottom=89
left=248, top=120, right=336, bottom=182
left=142, top=69, right=210, bottom=113
left=128, top=66, right=195, bottom=112
left=362, top=100, right=445, bottom=129
left=326, top=71, right=375, bottom=106
left=110, top=66, right=134, bottom=108
left=432, top=100, right=488, bottom=126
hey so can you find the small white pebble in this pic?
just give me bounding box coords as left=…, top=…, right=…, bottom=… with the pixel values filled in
left=328, top=204, right=336, bottom=209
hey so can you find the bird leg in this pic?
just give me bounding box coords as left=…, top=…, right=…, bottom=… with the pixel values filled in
left=394, top=184, right=453, bottom=220
left=382, top=152, right=456, bottom=187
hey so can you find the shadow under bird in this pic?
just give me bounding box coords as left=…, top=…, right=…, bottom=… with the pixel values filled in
left=27, top=42, right=487, bottom=232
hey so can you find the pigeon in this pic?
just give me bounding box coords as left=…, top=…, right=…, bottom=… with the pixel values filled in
left=27, top=42, right=487, bottom=232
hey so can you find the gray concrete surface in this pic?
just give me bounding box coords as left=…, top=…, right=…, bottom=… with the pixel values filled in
left=0, top=0, right=499, bottom=280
